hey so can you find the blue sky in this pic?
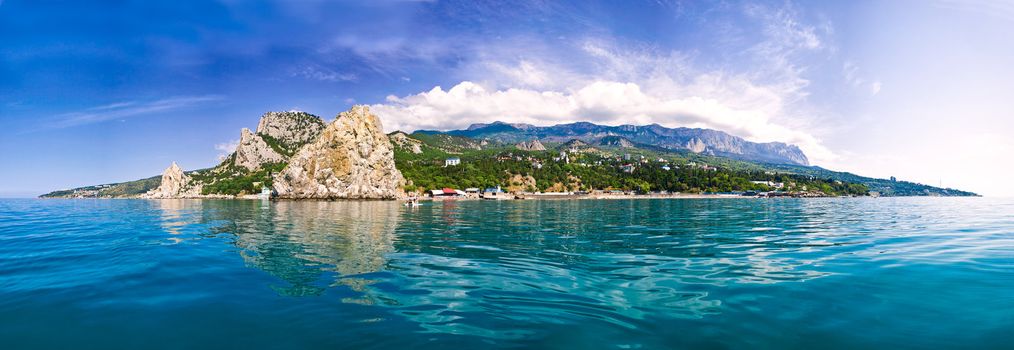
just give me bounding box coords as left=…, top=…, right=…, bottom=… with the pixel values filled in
left=2, top=0, right=1013, bottom=197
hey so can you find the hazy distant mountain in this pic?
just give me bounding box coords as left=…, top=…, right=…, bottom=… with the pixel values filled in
left=420, top=121, right=810, bottom=166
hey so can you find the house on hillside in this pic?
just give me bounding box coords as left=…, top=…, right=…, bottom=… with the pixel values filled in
left=751, top=181, right=784, bottom=189
left=445, top=157, right=461, bottom=167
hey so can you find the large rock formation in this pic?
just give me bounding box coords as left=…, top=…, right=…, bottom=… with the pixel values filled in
left=272, top=105, right=404, bottom=199
left=255, top=111, right=326, bottom=153
left=598, top=136, right=635, bottom=148
left=143, top=162, right=201, bottom=198
left=515, top=140, right=546, bottom=151
left=234, top=128, right=285, bottom=171
left=685, top=138, right=707, bottom=153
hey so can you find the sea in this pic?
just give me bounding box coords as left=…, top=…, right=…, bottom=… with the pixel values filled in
left=1, top=197, right=1012, bottom=349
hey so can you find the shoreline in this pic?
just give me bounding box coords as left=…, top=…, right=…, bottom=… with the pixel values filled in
left=36, top=192, right=977, bottom=200
left=418, top=193, right=861, bottom=201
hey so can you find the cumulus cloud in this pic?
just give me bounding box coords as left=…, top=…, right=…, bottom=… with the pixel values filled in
left=368, top=2, right=837, bottom=163
left=372, top=79, right=834, bottom=162
left=373, top=52, right=836, bottom=160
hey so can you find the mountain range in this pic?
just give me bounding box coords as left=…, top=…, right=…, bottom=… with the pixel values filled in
left=419, top=121, right=809, bottom=166
left=40, top=112, right=978, bottom=198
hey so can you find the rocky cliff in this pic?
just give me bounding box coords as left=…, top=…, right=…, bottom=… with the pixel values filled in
left=443, top=121, right=810, bottom=165
left=389, top=131, right=423, bottom=154
left=142, top=162, right=201, bottom=198
left=234, top=128, right=285, bottom=171
left=255, top=111, right=326, bottom=155
left=516, top=140, right=546, bottom=151
left=272, top=105, right=404, bottom=199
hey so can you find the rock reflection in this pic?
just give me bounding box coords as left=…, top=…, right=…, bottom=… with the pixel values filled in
left=244, top=200, right=399, bottom=297
left=150, top=198, right=848, bottom=338
left=154, top=199, right=400, bottom=297
left=153, top=199, right=207, bottom=244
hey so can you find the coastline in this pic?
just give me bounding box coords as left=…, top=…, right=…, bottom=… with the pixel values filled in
left=415, top=192, right=860, bottom=201
left=39, top=191, right=956, bottom=200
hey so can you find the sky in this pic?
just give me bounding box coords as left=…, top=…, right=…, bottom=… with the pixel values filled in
left=1, top=0, right=1013, bottom=197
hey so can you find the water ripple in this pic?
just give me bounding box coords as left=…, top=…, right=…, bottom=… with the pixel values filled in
left=2, top=197, right=1014, bottom=348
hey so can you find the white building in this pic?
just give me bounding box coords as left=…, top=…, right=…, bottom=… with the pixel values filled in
left=445, top=157, right=461, bottom=167
left=750, top=180, right=785, bottom=189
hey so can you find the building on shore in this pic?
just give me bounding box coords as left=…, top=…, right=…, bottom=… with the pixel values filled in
left=481, top=186, right=510, bottom=200
left=429, top=188, right=465, bottom=198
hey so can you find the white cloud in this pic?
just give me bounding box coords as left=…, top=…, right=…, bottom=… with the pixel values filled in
left=292, top=65, right=357, bottom=82
left=485, top=60, right=552, bottom=89
left=47, top=95, right=223, bottom=129
left=214, top=139, right=239, bottom=161
left=843, top=61, right=882, bottom=96
left=367, top=2, right=839, bottom=164
left=372, top=79, right=834, bottom=162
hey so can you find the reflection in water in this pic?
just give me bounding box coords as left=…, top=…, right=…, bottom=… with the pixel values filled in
left=153, top=198, right=858, bottom=339
left=155, top=200, right=398, bottom=296
left=261, top=201, right=399, bottom=299
left=3, top=197, right=1010, bottom=349
left=155, top=199, right=207, bottom=244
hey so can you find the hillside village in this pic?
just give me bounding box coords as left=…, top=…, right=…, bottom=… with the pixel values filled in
left=393, top=135, right=870, bottom=199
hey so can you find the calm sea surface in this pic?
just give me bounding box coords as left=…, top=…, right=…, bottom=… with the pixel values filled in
left=1, top=198, right=1012, bottom=349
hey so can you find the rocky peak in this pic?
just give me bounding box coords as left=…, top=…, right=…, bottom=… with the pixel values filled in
left=255, top=111, right=326, bottom=151
left=562, top=139, right=587, bottom=148
left=273, top=105, right=404, bottom=199
left=598, top=136, right=635, bottom=148
left=234, top=128, right=285, bottom=171
left=389, top=131, right=423, bottom=154
left=516, top=140, right=546, bottom=151
left=685, top=138, right=707, bottom=153
left=143, top=162, right=200, bottom=198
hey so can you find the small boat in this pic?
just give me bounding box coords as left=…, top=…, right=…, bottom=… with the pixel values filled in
left=404, top=197, right=421, bottom=207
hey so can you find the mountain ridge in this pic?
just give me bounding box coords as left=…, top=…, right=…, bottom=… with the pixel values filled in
left=417, top=121, right=809, bottom=166
left=38, top=114, right=978, bottom=198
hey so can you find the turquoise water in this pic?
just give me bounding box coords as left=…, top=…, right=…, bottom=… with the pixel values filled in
left=1, top=198, right=1012, bottom=349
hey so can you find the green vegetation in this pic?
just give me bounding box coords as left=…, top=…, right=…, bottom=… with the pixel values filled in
left=394, top=135, right=870, bottom=196
left=259, top=133, right=297, bottom=157
left=397, top=151, right=867, bottom=195
left=191, top=157, right=287, bottom=196
left=39, top=126, right=975, bottom=199
left=39, top=175, right=162, bottom=198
